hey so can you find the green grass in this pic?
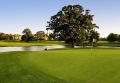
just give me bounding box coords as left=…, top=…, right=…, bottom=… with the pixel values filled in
left=95, top=41, right=120, bottom=47
left=83, top=41, right=120, bottom=47
left=1, top=40, right=120, bottom=47
left=1, top=48, right=120, bottom=83
left=0, top=41, right=64, bottom=47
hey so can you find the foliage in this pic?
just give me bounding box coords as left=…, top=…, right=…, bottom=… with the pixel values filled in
left=21, top=28, right=34, bottom=42
left=47, top=5, right=99, bottom=47
left=0, top=32, right=6, bottom=40
left=89, top=30, right=99, bottom=43
left=0, top=33, right=21, bottom=41
left=107, top=33, right=118, bottom=42
left=117, top=35, right=120, bottom=42
left=99, top=37, right=107, bottom=41
left=34, top=31, right=47, bottom=41
left=48, top=33, right=55, bottom=40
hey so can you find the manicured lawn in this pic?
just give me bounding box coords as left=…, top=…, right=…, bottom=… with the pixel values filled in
left=1, top=48, right=120, bottom=83
left=0, top=41, right=64, bottom=47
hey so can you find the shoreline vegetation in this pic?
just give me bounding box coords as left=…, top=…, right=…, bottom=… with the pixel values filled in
left=1, top=41, right=120, bottom=47
left=0, top=41, right=64, bottom=47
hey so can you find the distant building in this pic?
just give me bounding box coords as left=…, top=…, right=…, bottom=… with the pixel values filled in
left=12, top=34, right=22, bottom=40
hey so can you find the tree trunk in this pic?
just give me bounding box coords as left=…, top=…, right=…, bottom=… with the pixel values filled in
left=71, top=42, right=75, bottom=48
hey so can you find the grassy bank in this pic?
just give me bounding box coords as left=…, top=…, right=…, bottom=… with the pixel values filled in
left=1, top=48, right=120, bottom=83
left=1, top=41, right=120, bottom=47
left=0, top=41, right=64, bottom=47
left=82, top=41, right=120, bottom=47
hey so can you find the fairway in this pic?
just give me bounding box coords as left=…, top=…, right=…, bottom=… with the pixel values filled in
left=0, top=48, right=120, bottom=83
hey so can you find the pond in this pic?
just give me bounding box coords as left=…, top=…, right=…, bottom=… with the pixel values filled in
left=0, top=46, right=120, bottom=52
left=0, top=46, right=65, bottom=52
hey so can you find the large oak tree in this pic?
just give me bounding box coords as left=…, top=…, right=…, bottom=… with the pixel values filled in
left=47, top=5, right=99, bottom=47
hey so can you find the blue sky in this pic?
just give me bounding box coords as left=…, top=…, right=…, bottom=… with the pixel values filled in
left=0, top=0, right=120, bottom=37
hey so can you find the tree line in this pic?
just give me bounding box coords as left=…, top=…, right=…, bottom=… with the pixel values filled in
left=0, top=33, right=21, bottom=40
left=106, top=33, right=120, bottom=42
left=21, top=28, right=48, bottom=42
left=0, top=28, right=48, bottom=41
left=99, top=33, right=120, bottom=42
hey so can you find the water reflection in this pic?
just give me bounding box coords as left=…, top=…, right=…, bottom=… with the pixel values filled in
left=0, top=46, right=65, bottom=52
left=0, top=46, right=120, bottom=52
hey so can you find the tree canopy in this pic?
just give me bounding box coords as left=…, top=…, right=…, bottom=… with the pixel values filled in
left=47, top=5, right=99, bottom=47
left=107, top=33, right=119, bottom=42
left=34, top=31, right=47, bottom=40
left=21, top=28, right=34, bottom=42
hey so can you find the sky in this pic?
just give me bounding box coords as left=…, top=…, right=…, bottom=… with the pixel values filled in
left=0, top=0, right=120, bottom=37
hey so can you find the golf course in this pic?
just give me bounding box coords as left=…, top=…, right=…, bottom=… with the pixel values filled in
left=1, top=48, right=120, bottom=83
left=1, top=0, right=120, bottom=83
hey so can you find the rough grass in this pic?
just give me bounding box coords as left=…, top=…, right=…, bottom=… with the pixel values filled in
left=0, top=41, right=64, bottom=47
left=82, top=41, right=120, bottom=47
left=1, top=40, right=120, bottom=47
left=1, top=48, right=120, bottom=83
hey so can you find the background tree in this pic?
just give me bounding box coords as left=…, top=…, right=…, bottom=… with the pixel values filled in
left=48, top=33, right=56, bottom=40
left=0, top=32, right=6, bottom=40
left=99, top=37, right=107, bottom=41
left=47, top=5, right=99, bottom=47
left=5, top=34, right=13, bottom=40
left=21, top=28, right=33, bottom=42
left=34, top=31, right=46, bottom=41
left=117, top=35, right=120, bottom=42
left=89, top=30, right=99, bottom=43
left=107, top=33, right=118, bottom=42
